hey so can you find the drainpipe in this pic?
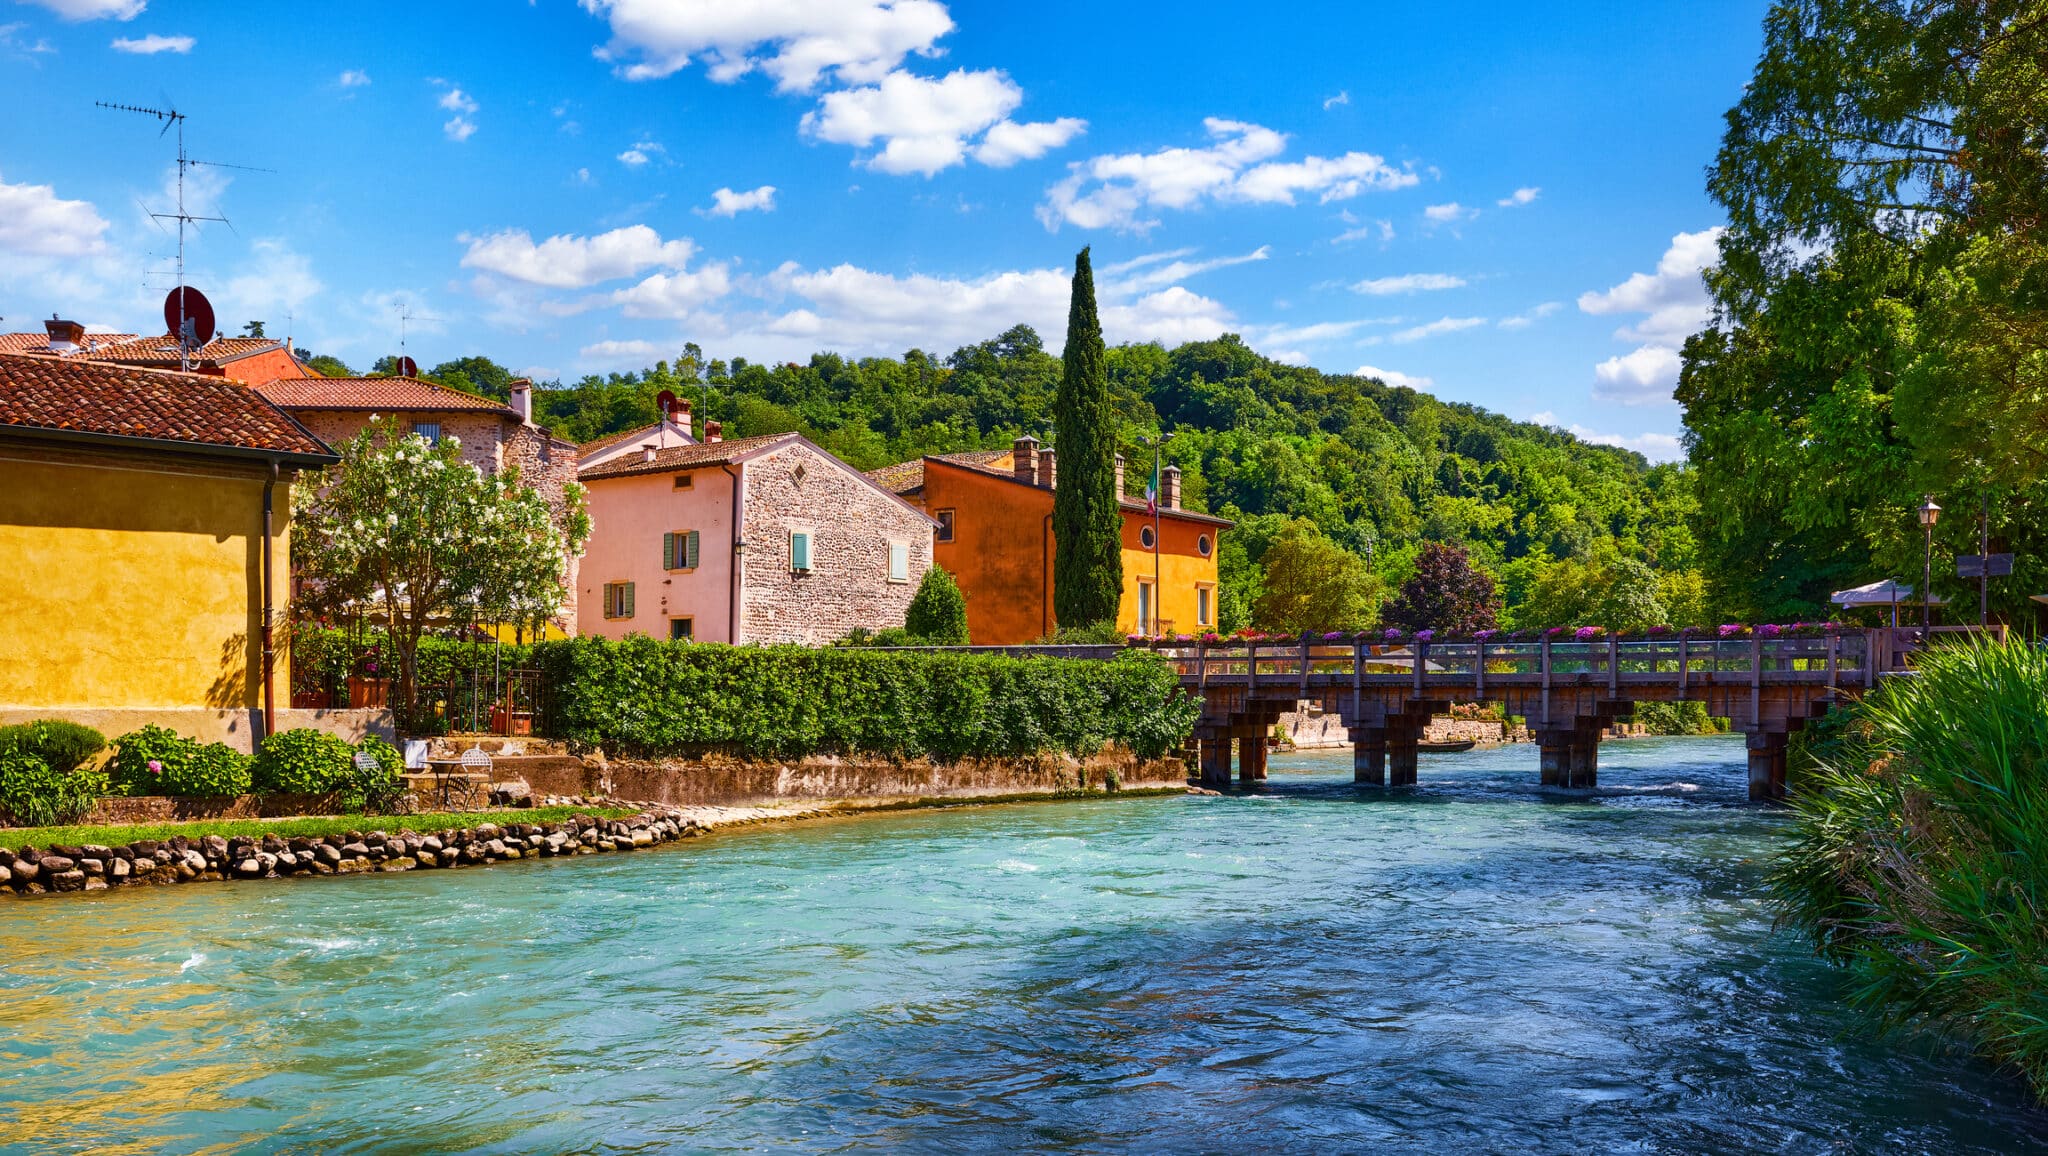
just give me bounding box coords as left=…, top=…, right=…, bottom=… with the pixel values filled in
left=721, top=463, right=744, bottom=643
left=1042, top=511, right=1055, bottom=636
left=260, top=460, right=278, bottom=743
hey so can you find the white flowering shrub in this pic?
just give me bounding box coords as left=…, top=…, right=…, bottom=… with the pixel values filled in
left=295, top=421, right=590, bottom=727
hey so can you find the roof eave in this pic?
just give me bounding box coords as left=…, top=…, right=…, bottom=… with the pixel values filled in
left=1, top=422, right=338, bottom=469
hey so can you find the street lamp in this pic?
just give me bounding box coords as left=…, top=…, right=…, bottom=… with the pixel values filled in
left=1917, top=497, right=1942, bottom=630
left=1138, top=432, right=1174, bottom=635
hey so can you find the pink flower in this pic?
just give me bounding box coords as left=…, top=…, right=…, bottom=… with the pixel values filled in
left=1575, top=626, right=1603, bottom=641
left=147, top=759, right=162, bottom=775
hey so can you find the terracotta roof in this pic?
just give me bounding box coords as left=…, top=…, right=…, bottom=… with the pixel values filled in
left=89, top=334, right=289, bottom=366
left=576, top=419, right=696, bottom=459
left=254, top=376, right=518, bottom=416
left=578, top=432, right=802, bottom=481
left=0, top=352, right=334, bottom=462
left=922, top=453, right=1234, bottom=528
left=0, top=332, right=140, bottom=355
left=865, top=448, right=1008, bottom=495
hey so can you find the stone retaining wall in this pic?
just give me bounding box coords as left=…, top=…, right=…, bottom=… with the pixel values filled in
left=0, top=810, right=701, bottom=898
left=1278, top=707, right=1519, bottom=749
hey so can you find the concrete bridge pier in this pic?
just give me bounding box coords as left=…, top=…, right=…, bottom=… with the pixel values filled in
left=1197, top=728, right=1234, bottom=791
left=1238, top=728, right=1269, bottom=786
left=1536, top=730, right=1573, bottom=787
left=1536, top=721, right=1603, bottom=789
left=1387, top=721, right=1421, bottom=787
left=1568, top=732, right=1600, bottom=789
left=1351, top=728, right=1387, bottom=786
left=1746, top=730, right=1790, bottom=802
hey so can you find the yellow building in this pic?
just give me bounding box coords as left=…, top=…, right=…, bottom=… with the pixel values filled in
left=0, top=353, right=338, bottom=750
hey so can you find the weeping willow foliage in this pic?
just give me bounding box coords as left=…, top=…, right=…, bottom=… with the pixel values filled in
left=1771, top=638, right=2048, bottom=1099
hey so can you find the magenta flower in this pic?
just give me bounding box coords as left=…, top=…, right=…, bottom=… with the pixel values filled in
left=1473, top=629, right=1498, bottom=641
left=147, top=759, right=162, bottom=775
left=1718, top=624, right=1746, bottom=638
left=1415, top=629, right=1435, bottom=642
left=1575, top=626, right=1603, bottom=641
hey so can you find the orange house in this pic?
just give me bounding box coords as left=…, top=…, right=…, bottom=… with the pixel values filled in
left=870, top=438, right=1229, bottom=644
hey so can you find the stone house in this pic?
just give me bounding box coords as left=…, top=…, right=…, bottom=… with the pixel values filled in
left=4, top=318, right=310, bottom=385
left=252, top=375, right=585, bottom=629
left=577, top=431, right=938, bottom=645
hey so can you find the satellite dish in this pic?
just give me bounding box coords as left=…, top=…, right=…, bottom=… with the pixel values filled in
left=655, top=389, right=678, bottom=416
left=396, top=356, right=419, bottom=378
left=163, top=287, right=216, bottom=351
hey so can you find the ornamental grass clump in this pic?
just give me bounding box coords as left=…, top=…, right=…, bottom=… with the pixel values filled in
left=1771, top=637, right=2048, bottom=1100
left=0, top=721, right=108, bottom=827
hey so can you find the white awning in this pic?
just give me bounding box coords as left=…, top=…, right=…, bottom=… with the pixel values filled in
left=1831, top=579, right=1947, bottom=607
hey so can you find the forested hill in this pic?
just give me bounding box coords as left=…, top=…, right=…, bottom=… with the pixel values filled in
left=387, top=328, right=1702, bottom=632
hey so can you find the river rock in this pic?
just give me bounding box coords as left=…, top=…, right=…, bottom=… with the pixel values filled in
left=317, top=845, right=341, bottom=866
left=415, top=850, right=438, bottom=868
left=84, top=878, right=107, bottom=891
left=79, top=858, right=104, bottom=877
left=38, top=855, right=74, bottom=874
left=109, top=857, right=130, bottom=880
left=378, top=857, right=416, bottom=872
left=0, top=865, right=10, bottom=887
left=236, top=858, right=263, bottom=877
left=340, top=842, right=370, bottom=858
left=48, top=870, right=85, bottom=892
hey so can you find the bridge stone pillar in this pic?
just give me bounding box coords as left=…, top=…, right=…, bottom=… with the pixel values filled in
left=1535, top=729, right=1573, bottom=787
left=1197, top=729, right=1233, bottom=791
left=1567, top=731, right=1600, bottom=789
left=1387, top=720, right=1420, bottom=787
left=1746, top=730, right=1789, bottom=803
left=1351, top=729, right=1386, bottom=786
left=1237, top=728, right=1268, bottom=786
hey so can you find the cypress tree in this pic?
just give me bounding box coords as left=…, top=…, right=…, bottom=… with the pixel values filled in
left=1052, top=246, right=1123, bottom=628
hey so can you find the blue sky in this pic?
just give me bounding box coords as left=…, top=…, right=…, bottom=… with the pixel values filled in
left=0, top=0, right=1772, bottom=460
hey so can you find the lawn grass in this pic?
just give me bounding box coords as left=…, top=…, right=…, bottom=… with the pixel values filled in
left=0, top=805, right=640, bottom=851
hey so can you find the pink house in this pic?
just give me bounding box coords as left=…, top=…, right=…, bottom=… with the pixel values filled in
left=577, top=429, right=938, bottom=644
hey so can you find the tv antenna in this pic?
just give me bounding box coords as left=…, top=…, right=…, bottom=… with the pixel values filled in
left=395, top=303, right=443, bottom=374
left=97, top=100, right=274, bottom=370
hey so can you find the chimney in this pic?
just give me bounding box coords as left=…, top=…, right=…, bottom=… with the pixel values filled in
left=671, top=397, right=692, bottom=430
left=704, top=419, right=722, bottom=444
left=1113, top=454, right=1126, bottom=498
left=1161, top=465, right=1182, bottom=510
left=1037, top=448, right=1056, bottom=490
left=43, top=317, right=84, bottom=352
left=508, top=378, right=533, bottom=424
left=1012, top=435, right=1039, bottom=484
left=641, top=443, right=658, bottom=464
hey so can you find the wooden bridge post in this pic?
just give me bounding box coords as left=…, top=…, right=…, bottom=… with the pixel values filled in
left=1388, top=719, right=1420, bottom=787
left=1569, top=719, right=1601, bottom=789
left=1746, top=729, right=1789, bottom=802
left=1536, top=729, right=1572, bottom=787
left=1198, top=727, right=1233, bottom=790
left=1351, top=728, right=1386, bottom=786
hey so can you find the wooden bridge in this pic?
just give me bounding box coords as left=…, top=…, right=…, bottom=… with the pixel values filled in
left=1132, top=631, right=1926, bottom=802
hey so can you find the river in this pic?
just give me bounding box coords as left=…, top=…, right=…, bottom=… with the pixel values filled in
left=2, top=736, right=2044, bottom=1153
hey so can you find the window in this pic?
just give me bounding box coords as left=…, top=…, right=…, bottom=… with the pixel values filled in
left=1135, top=580, right=1155, bottom=634
left=888, top=541, right=910, bottom=583
left=603, top=581, right=635, bottom=619
left=673, top=474, right=694, bottom=490
left=411, top=421, right=443, bottom=445
left=663, top=530, right=701, bottom=572
left=1197, top=533, right=1212, bottom=557
left=669, top=617, right=694, bottom=641
left=934, top=508, right=956, bottom=543
left=790, top=530, right=813, bottom=572
left=1197, top=585, right=1214, bottom=627
left=1139, top=525, right=1157, bottom=549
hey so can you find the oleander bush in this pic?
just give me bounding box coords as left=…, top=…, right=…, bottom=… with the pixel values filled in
left=1771, top=637, right=2048, bottom=1101
left=251, top=728, right=357, bottom=795
left=107, top=726, right=253, bottom=798
left=534, top=636, right=1199, bottom=761
left=0, top=721, right=110, bottom=826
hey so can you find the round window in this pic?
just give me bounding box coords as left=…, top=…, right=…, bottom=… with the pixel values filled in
left=1140, top=526, right=1157, bottom=549
left=1197, top=533, right=1211, bottom=557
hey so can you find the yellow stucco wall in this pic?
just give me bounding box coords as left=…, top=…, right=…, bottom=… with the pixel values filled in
left=1117, top=513, right=1222, bottom=637
left=0, top=445, right=292, bottom=746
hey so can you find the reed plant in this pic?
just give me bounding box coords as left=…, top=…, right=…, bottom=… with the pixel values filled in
left=1771, top=637, right=2048, bottom=1099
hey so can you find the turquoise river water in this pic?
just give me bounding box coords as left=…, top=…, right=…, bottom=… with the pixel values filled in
left=4, top=736, right=2047, bottom=1153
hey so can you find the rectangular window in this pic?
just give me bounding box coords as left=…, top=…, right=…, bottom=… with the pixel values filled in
left=888, top=541, right=910, bottom=583
left=603, top=581, right=635, bottom=620
left=673, top=474, right=694, bottom=490
left=411, top=421, right=443, bottom=445
left=790, top=530, right=813, bottom=573
left=934, top=508, right=957, bottom=543
left=1197, top=585, right=1214, bottom=627
left=1136, top=580, right=1154, bottom=634
left=669, top=617, right=694, bottom=641
left=663, top=529, right=701, bottom=572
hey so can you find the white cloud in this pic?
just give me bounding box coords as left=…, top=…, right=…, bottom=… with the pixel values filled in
left=459, top=224, right=701, bottom=289
left=701, top=185, right=778, bottom=217
left=971, top=117, right=1087, bottom=167
left=1423, top=201, right=1476, bottom=223
left=617, top=141, right=662, bottom=167
left=338, top=68, right=370, bottom=87
left=110, top=32, right=189, bottom=53
left=445, top=117, right=477, bottom=142
left=1496, top=186, right=1539, bottom=207
left=1335, top=218, right=1394, bottom=244
left=1497, top=301, right=1561, bottom=329
left=1323, top=90, right=1349, bottom=110
left=582, top=0, right=954, bottom=90
left=1356, top=364, right=1434, bottom=389
left=1579, top=227, right=1723, bottom=404
left=224, top=238, right=323, bottom=317
left=23, top=0, right=142, bottom=19
left=0, top=172, right=110, bottom=257
left=1390, top=316, right=1485, bottom=343
left=1040, top=117, right=1417, bottom=231
left=0, top=22, right=55, bottom=54
left=1102, top=286, right=1234, bottom=346
left=1252, top=318, right=1388, bottom=347
left=438, top=87, right=477, bottom=114
left=1099, top=245, right=1268, bottom=294
left=610, top=265, right=736, bottom=319
left=1351, top=272, right=1463, bottom=296
left=803, top=68, right=1025, bottom=176
left=1530, top=412, right=1683, bottom=463
left=437, top=85, right=478, bottom=141
left=579, top=338, right=664, bottom=365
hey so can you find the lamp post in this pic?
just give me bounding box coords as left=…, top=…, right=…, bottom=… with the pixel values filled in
left=1917, top=497, right=1942, bottom=630
left=1138, top=432, right=1174, bottom=635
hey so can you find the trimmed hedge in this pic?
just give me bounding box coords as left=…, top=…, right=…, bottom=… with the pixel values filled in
left=108, top=726, right=252, bottom=798
left=534, top=636, right=1199, bottom=761
left=0, top=721, right=109, bottom=827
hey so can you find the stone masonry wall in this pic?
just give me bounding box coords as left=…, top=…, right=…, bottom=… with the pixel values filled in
left=739, top=442, right=935, bottom=645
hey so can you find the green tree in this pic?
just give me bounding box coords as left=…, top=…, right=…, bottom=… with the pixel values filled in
left=1382, top=542, right=1500, bottom=633
left=294, top=422, right=589, bottom=726
left=1052, top=246, right=1122, bottom=627
left=1251, top=520, right=1381, bottom=634
left=241, top=320, right=266, bottom=338
left=904, top=566, right=969, bottom=644
left=295, top=349, right=355, bottom=378
left=427, top=355, right=518, bottom=400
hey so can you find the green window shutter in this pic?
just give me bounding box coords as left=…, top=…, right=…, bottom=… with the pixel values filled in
left=791, top=531, right=810, bottom=571
left=663, top=532, right=676, bottom=571
left=622, top=582, right=635, bottom=618
left=685, top=530, right=700, bottom=570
